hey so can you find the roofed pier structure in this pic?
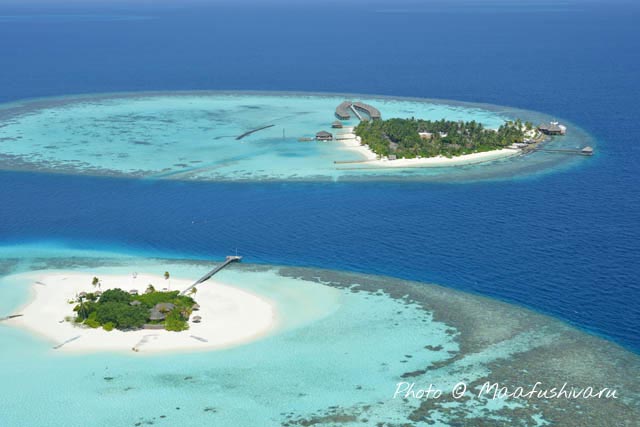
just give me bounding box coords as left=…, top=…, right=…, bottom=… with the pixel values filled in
left=538, top=121, right=567, bottom=135
left=353, top=102, right=381, bottom=120
left=336, top=101, right=352, bottom=120
left=316, top=131, right=334, bottom=141
left=335, top=101, right=382, bottom=121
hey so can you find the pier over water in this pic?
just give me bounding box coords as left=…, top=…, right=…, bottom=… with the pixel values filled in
left=335, top=101, right=382, bottom=121
left=180, top=255, right=242, bottom=295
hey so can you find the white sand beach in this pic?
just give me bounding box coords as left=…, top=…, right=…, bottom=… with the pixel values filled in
left=6, top=272, right=277, bottom=354
left=335, top=127, right=521, bottom=168
left=336, top=130, right=379, bottom=161
left=362, top=148, right=521, bottom=168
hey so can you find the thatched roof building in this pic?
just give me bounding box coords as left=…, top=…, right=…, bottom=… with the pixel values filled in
left=149, top=309, right=165, bottom=321
left=148, top=302, right=175, bottom=321
left=335, top=101, right=352, bottom=120
left=538, top=121, right=567, bottom=135
left=315, top=131, right=333, bottom=141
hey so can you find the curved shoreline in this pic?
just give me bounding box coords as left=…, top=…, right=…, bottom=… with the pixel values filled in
left=6, top=271, right=279, bottom=354
left=0, top=255, right=637, bottom=425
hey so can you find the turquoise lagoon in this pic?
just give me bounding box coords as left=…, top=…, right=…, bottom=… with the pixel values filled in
left=0, top=246, right=638, bottom=426
left=0, top=92, right=594, bottom=182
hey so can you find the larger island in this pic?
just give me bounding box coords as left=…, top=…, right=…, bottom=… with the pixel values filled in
left=313, top=99, right=590, bottom=168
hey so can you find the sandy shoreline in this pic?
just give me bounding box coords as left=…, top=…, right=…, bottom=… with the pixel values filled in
left=5, top=271, right=277, bottom=354
left=335, top=127, right=521, bottom=168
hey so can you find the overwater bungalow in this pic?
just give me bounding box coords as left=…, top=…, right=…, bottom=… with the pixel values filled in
left=332, top=120, right=343, bottom=129
left=335, top=101, right=352, bottom=120
left=538, top=121, right=567, bottom=135
left=581, top=146, right=594, bottom=156
left=316, top=131, right=333, bottom=141
left=353, top=102, right=381, bottom=120
left=335, top=101, right=382, bottom=121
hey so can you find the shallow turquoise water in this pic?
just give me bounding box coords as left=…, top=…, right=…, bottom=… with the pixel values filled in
left=0, top=246, right=637, bottom=426
left=0, top=92, right=593, bottom=182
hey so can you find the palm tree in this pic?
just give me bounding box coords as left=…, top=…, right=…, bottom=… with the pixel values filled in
left=78, top=294, right=87, bottom=320
left=189, top=287, right=197, bottom=297
left=164, top=271, right=171, bottom=291
left=91, top=276, right=100, bottom=289
left=146, top=284, right=156, bottom=294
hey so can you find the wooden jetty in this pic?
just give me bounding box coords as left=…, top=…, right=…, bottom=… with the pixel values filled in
left=236, top=124, right=275, bottom=140
left=537, top=146, right=594, bottom=156
left=53, top=335, right=81, bottom=350
left=349, top=104, right=363, bottom=121
left=180, top=255, right=242, bottom=295
left=334, top=159, right=372, bottom=164
left=0, top=314, right=22, bottom=322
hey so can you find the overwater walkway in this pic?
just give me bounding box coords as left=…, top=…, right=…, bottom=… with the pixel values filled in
left=180, top=255, right=242, bottom=295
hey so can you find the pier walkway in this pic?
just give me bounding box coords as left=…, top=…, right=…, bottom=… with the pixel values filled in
left=349, top=104, right=363, bottom=121
left=180, top=255, right=242, bottom=295
left=236, top=124, right=275, bottom=140
left=536, top=147, right=594, bottom=156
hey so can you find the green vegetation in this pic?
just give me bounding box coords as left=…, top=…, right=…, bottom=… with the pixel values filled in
left=73, top=287, right=196, bottom=332
left=355, top=118, right=535, bottom=159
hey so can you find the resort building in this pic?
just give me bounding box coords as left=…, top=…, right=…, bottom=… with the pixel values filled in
left=316, top=131, right=334, bottom=141
left=353, top=102, right=381, bottom=120
left=335, top=101, right=382, bottom=121
left=581, top=146, right=594, bottom=156
left=419, top=132, right=433, bottom=139
left=538, top=121, right=567, bottom=135
left=335, top=101, right=352, bottom=120
left=149, top=302, right=175, bottom=321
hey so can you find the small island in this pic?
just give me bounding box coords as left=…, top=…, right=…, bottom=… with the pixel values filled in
left=9, top=271, right=277, bottom=353
left=74, top=284, right=198, bottom=332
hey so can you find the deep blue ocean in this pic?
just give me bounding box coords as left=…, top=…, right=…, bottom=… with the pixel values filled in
left=0, top=0, right=638, bottom=353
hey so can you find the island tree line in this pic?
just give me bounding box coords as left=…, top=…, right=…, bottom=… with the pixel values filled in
left=354, top=118, right=534, bottom=159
